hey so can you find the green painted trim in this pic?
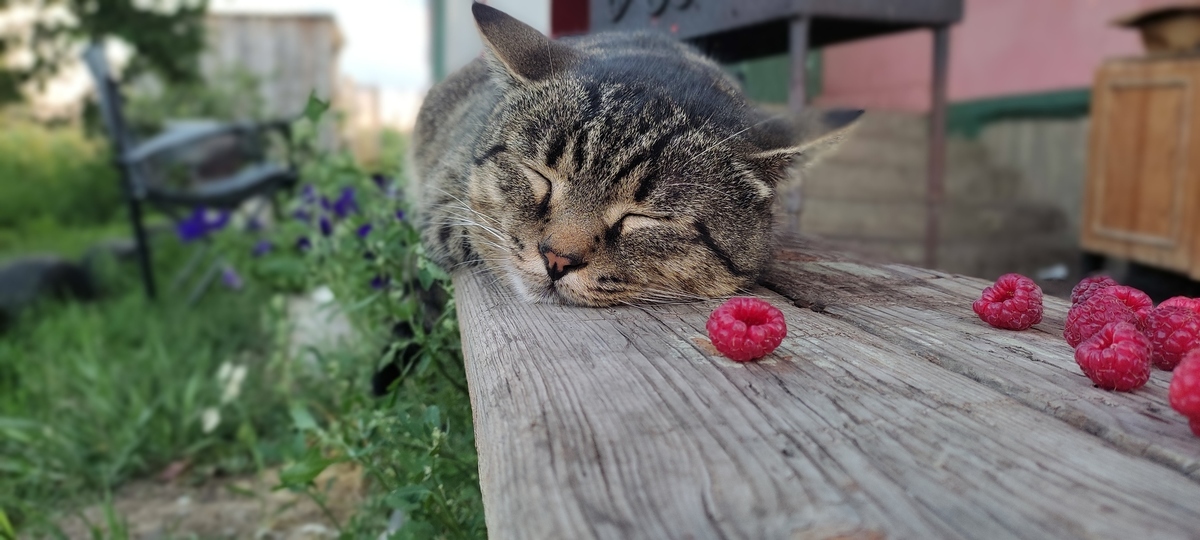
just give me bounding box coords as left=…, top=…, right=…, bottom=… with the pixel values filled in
left=430, top=0, right=447, bottom=83
left=806, top=49, right=822, bottom=101
left=724, top=50, right=823, bottom=106
left=947, top=88, right=1091, bottom=138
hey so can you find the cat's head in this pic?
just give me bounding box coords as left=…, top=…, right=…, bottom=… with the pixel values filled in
left=463, top=3, right=860, bottom=306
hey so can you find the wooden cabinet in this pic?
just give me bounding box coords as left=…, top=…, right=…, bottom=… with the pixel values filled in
left=1081, top=55, right=1200, bottom=278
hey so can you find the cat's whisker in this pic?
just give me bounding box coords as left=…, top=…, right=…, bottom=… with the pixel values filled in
left=427, top=217, right=509, bottom=244
left=430, top=188, right=505, bottom=226
left=639, top=286, right=710, bottom=302
left=441, top=202, right=505, bottom=229
left=446, top=258, right=509, bottom=272
left=680, top=112, right=787, bottom=169
left=431, top=209, right=510, bottom=241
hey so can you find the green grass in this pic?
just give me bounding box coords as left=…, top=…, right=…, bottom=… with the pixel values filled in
left=0, top=238, right=304, bottom=533
left=0, top=119, right=123, bottom=232
left=0, top=117, right=129, bottom=261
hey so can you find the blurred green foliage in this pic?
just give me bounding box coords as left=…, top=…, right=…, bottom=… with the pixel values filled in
left=0, top=119, right=124, bottom=257
left=121, top=66, right=267, bottom=135
left=0, top=0, right=209, bottom=104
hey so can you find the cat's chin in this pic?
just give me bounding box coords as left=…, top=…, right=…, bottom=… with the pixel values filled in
left=508, top=273, right=617, bottom=307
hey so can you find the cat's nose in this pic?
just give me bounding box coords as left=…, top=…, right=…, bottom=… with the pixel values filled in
left=539, top=244, right=585, bottom=281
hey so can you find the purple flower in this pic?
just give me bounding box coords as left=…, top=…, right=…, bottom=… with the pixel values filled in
left=252, top=240, right=273, bottom=257
left=246, top=217, right=263, bottom=232
left=220, top=265, right=243, bottom=290
left=370, top=274, right=390, bottom=290
left=332, top=187, right=358, bottom=218
left=175, top=208, right=208, bottom=242
left=356, top=223, right=373, bottom=238
left=292, top=208, right=312, bottom=223
left=296, top=237, right=311, bottom=251
left=319, top=196, right=332, bottom=212
left=319, top=216, right=333, bottom=236
left=175, top=207, right=230, bottom=242
left=301, top=184, right=317, bottom=204
left=394, top=209, right=405, bottom=221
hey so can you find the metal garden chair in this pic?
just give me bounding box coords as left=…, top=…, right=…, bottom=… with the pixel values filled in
left=82, top=42, right=298, bottom=301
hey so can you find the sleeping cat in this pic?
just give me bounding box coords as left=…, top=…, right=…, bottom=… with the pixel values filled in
left=411, top=2, right=861, bottom=307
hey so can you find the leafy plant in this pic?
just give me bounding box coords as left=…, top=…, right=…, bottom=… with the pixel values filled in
left=251, top=95, right=484, bottom=538
left=121, top=65, right=267, bottom=135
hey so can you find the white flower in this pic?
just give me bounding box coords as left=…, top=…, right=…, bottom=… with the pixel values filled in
left=201, top=407, right=221, bottom=434
left=220, top=364, right=248, bottom=404
left=216, top=361, right=233, bottom=382
left=312, top=286, right=335, bottom=304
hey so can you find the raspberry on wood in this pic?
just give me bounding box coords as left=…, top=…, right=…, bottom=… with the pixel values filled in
left=1064, top=294, right=1140, bottom=348
left=972, top=273, right=1043, bottom=330
left=1074, top=322, right=1152, bottom=392
left=1168, top=351, right=1200, bottom=422
left=1145, top=305, right=1200, bottom=371
left=1071, top=275, right=1118, bottom=305
left=706, top=297, right=788, bottom=362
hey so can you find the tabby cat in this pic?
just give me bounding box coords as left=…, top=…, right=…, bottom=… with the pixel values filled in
left=411, top=3, right=861, bottom=307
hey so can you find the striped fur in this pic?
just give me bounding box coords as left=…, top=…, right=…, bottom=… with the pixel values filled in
left=410, top=3, right=859, bottom=307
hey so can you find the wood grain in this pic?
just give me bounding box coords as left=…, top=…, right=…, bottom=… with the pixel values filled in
left=457, top=238, right=1200, bottom=540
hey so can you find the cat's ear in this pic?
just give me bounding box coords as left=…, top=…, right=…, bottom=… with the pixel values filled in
left=472, top=2, right=580, bottom=83
left=750, top=108, right=864, bottom=175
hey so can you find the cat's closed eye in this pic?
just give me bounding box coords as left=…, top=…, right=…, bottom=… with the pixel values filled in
left=605, top=213, right=671, bottom=243
left=618, top=213, right=669, bottom=232
left=525, top=168, right=552, bottom=199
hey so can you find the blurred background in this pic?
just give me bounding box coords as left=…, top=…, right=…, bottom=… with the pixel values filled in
left=3, top=0, right=1200, bottom=537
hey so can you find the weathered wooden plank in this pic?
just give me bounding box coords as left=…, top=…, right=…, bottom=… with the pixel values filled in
left=456, top=246, right=1200, bottom=540
left=761, top=240, right=1200, bottom=481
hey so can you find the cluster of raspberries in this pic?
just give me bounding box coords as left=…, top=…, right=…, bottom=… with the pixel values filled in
left=973, top=273, right=1200, bottom=436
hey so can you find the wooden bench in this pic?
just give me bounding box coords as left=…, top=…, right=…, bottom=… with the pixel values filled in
left=455, top=235, right=1200, bottom=539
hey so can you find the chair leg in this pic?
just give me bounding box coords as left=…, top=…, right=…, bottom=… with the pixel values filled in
left=127, top=197, right=157, bottom=300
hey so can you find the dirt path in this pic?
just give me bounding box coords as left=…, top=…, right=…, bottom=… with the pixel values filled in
left=55, top=463, right=365, bottom=539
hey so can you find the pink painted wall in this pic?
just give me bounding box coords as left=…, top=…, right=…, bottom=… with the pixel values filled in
left=814, top=0, right=1181, bottom=111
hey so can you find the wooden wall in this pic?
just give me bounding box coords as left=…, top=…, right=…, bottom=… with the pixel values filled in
left=202, top=13, right=342, bottom=127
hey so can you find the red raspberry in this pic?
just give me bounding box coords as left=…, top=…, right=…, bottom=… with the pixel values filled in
left=1074, top=322, right=1152, bottom=391
left=1071, top=275, right=1118, bottom=305
left=1169, top=352, right=1200, bottom=436
left=1159, top=296, right=1200, bottom=314
left=1144, top=305, right=1200, bottom=371
left=972, top=273, right=1043, bottom=330
left=1095, top=285, right=1153, bottom=325
left=1064, top=294, right=1139, bottom=347
left=706, top=297, right=787, bottom=362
